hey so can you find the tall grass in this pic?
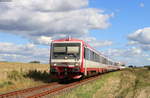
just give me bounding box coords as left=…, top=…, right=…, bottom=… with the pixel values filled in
left=0, top=62, right=50, bottom=94
left=0, top=62, right=49, bottom=81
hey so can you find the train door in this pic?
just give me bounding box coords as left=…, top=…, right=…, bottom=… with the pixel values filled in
left=84, top=46, right=88, bottom=76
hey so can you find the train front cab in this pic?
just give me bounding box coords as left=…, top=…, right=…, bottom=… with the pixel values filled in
left=50, top=39, right=84, bottom=80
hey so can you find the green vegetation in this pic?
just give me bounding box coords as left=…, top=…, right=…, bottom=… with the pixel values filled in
left=55, top=68, right=150, bottom=98
left=0, top=81, right=13, bottom=88
left=29, top=61, right=41, bottom=64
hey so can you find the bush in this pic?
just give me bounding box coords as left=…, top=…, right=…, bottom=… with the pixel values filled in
left=129, top=65, right=133, bottom=68
left=29, top=61, right=40, bottom=64
left=25, top=70, right=51, bottom=83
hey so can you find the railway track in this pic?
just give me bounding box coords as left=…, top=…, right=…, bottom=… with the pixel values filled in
left=0, top=75, right=101, bottom=98
left=0, top=82, right=59, bottom=98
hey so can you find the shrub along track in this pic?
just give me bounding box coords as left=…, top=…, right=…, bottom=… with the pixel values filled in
left=0, top=73, right=107, bottom=98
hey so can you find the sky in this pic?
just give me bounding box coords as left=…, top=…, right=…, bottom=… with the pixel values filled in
left=0, top=0, right=150, bottom=66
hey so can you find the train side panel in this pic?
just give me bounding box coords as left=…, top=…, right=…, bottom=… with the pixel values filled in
left=83, top=59, right=107, bottom=76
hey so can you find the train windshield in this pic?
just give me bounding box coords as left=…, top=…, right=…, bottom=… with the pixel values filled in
left=52, top=43, right=80, bottom=59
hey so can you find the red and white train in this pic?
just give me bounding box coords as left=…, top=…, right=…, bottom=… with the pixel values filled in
left=50, top=38, right=123, bottom=80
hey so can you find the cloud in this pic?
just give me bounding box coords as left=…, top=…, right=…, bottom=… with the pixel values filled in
left=0, top=0, right=111, bottom=45
left=0, top=42, right=49, bottom=63
left=140, top=44, right=150, bottom=51
left=32, top=36, right=52, bottom=45
left=128, top=27, right=150, bottom=44
left=139, top=3, right=144, bottom=8
left=105, top=47, right=142, bottom=58
left=128, top=27, right=150, bottom=51
left=10, top=0, right=88, bottom=12
left=103, top=47, right=150, bottom=66
left=91, top=40, right=112, bottom=47
left=80, top=36, right=113, bottom=47
left=127, top=41, right=138, bottom=45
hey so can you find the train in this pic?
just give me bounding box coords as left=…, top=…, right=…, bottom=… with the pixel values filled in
left=50, top=37, right=124, bottom=81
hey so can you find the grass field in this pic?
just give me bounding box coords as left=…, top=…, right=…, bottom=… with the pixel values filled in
left=0, top=62, right=50, bottom=94
left=55, top=68, right=150, bottom=98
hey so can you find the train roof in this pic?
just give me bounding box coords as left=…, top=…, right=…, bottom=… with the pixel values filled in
left=52, top=38, right=84, bottom=42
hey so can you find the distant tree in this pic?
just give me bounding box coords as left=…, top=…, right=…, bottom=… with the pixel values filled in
left=129, top=65, right=133, bottom=68
left=29, top=61, right=40, bottom=64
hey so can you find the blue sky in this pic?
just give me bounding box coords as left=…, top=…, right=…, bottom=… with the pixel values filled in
left=0, top=0, right=150, bottom=66
left=89, top=0, right=150, bottom=47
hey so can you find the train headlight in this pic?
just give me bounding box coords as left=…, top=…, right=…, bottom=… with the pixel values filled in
left=75, top=63, right=80, bottom=66
left=53, top=63, right=57, bottom=66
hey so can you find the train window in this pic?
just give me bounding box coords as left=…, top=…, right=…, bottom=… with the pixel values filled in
left=54, top=47, right=66, bottom=53
left=93, top=52, right=95, bottom=61
left=99, top=56, right=101, bottom=63
left=84, top=48, right=90, bottom=60
left=95, top=53, right=96, bottom=62
left=89, top=50, right=92, bottom=61
left=110, top=61, right=112, bottom=65
left=87, top=48, right=90, bottom=60
left=108, top=60, right=110, bottom=64
left=92, top=51, right=94, bottom=61
left=97, top=54, right=99, bottom=62
left=96, top=54, right=99, bottom=62
left=95, top=54, right=97, bottom=62
left=108, top=61, right=110, bottom=65
left=102, top=57, right=104, bottom=63
left=67, top=46, right=79, bottom=53
left=93, top=52, right=96, bottom=61
left=98, top=55, right=100, bottom=62
left=106, top=59, right=108, bottom=64
left=84, top=47, right=86, bottom=59
left=99, top=56, right=102, bottom=63
left=101, top=57, right=104, bottom=64
left=52, top=43, right=80, bottom=59
left=102, top=57, right=107, bottom=64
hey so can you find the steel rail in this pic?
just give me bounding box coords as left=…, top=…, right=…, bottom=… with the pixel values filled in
left=27, top=75, right=100, bottom=98
left=0, top=82, right=58, bottom=98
